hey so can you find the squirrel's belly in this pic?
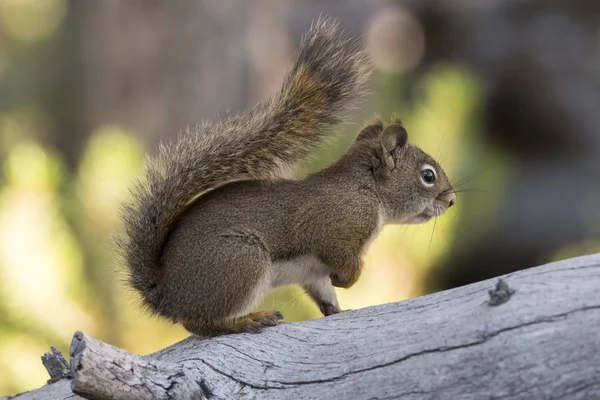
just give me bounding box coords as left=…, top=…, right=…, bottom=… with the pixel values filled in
left=271, top=255, right=330, bottom=287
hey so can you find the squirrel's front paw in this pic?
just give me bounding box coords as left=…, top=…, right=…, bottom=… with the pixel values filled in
left=319, top=302, right=342, bottom=316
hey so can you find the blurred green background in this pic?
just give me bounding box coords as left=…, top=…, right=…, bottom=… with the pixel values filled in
left=2, top=0, right=600, bottom=396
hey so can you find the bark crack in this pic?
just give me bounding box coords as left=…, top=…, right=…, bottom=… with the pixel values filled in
left=183, top=357, right=276, bottom=391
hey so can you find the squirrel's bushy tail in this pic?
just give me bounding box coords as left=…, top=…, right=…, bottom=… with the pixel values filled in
left=118, top=16, right=371, bottom=310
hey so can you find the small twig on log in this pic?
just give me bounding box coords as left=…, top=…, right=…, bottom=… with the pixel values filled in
left=487, top=278, right=515, bottom=306
left=41, top=346, right=72, bottom=383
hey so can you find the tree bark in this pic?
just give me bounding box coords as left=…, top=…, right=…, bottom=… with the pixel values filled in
left=4, top=253, right=600, bottom=400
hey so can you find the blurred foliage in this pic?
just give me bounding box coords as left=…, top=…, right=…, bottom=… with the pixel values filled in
left=0, top=0, right=66, bottom=44
left=0, top=1, right=599, bottom=397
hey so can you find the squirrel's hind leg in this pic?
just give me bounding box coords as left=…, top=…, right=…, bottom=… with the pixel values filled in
left=176, top=231, right=282, bottom=337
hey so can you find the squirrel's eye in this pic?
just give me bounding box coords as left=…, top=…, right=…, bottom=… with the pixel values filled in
left=422, top=169, right=435, bottom=183
left=420, top=165, right=437, bottom=187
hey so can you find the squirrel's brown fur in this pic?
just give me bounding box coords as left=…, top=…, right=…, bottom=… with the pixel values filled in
left=118, top=17, right=455, bottom=337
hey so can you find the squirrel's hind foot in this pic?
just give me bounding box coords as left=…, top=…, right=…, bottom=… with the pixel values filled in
left=183, top=311, right=284, bottom=337
left=237, top=311, right=285, bottom=333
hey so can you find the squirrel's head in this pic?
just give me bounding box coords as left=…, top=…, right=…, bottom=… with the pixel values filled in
left=353, top=118, right=456, bottom=225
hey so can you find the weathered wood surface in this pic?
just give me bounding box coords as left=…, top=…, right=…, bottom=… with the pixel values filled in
left=4, top=253, right=600, bottom=400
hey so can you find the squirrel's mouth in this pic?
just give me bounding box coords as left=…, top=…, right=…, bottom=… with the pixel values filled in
left=406, top=200, right=449, bottom=224
left=407, top=213, right=433, bottom=224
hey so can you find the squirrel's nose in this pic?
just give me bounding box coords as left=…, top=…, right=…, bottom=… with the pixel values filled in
left=448, top=192, right=456, bottom=208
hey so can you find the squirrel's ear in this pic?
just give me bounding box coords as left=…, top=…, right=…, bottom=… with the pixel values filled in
left=380, top=123, right=408, bottom=164
left=355, top=123, right=383, bottom=142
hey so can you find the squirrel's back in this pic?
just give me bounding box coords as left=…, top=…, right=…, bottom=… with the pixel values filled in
left=117, top=17, right=371, bottom=314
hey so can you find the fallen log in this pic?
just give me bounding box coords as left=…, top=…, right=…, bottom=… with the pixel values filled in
left=4, top=253, right=600, bottom=400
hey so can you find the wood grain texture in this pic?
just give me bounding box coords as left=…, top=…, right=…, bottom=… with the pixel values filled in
left=3, top=253, right=600, bottom=400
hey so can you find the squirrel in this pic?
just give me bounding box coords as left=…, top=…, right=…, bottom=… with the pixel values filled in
left=118, top=17, right=456, bottom=337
